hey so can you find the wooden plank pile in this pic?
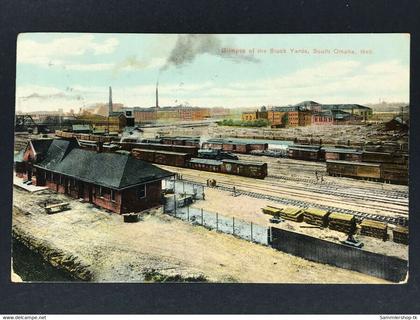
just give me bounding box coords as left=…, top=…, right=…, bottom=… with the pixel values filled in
left=303, top=208, right=329, bottom=227
left=279, top=207, right=303, bottom=222
left=261, top=205, right=281, bottom=216
left=393, top=226, right=409, bottom=245
left=360, top=219, right=388, bottom=240
left=328, top=212, right=356, bottom=234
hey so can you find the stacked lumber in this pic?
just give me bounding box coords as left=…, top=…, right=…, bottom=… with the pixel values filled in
left=328, top=212, right=356, bottom=234
left=360, top=219, right=388, bottom=240
left=303, top=208, right=329, bottom=226
left=262, top=205, right=281, bottom=216
left=393, top=226, right=409, bottom=245
left=279, top=207, right=303, bottom=222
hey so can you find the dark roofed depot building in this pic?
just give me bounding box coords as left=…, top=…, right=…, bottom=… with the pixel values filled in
left=16, top=139, right=174, bottom=214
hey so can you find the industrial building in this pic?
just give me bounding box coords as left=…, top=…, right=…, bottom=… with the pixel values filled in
left=242, top=101, right=373, bottom=127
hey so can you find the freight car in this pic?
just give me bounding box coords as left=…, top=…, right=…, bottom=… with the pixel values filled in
left=381, top=163, right=408, bottom=184
left=323, top=147, right=362, bottom=162
left=187, top=158, right=223, bottom=173
left=186, top=158, right=267, bottom=179
left=326, top=160, right=381, bottom=180
left=202, top=139, right=267, bottom=154
left=118, top=142, right=198, bottom=156
left=287, top=145, right=324, bottom=161
left=198, top=149, right=239, bottom=160
left=361, top=151, right=408, bottom=165
left=131, top=148, right=191, bottom=167
left=161, top=136, right=201, bottom=147
left=221, top=159, right=267, bottom=179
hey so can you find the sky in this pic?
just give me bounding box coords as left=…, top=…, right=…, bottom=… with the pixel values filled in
left=15, top=33, right=410, bottom=112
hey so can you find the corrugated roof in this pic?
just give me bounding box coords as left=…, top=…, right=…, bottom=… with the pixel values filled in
left=36, top=147, right=174, bottom=189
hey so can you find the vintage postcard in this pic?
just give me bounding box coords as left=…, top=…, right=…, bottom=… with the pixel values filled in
left=12, top=33, right=409, bottom=283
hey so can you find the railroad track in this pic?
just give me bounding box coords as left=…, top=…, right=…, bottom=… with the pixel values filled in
left=182, top=179, right=409, bottom=227
left=203, top=175, right=408, bottom=216
left=266, top=175, right=408, bottom=201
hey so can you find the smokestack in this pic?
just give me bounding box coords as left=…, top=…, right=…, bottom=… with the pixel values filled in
left=155, top=82, right=159, bottom=108
left=108, top=86, right=113, bottom=116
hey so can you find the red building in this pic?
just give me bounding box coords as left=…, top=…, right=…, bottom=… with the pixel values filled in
left=15, top=139, right=174, bottom=214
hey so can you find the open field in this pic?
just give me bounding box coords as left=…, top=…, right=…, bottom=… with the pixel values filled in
left=12, top=187, right=389, bottom=283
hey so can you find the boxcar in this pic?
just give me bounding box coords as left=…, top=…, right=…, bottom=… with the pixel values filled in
left=248, top=143, right=268, bottom=152
left=361, top=151, right=407, bottom=164
left=287, top=145, right=323, bottom=161
left=119, top=142, right=198, bottom=156
left=221, top=159, right=267, bottom=179
left=323, top=147, right=362, bottom=162
left=326, top=160, right=381, bottom=180
left=131, top=148, right=191, bottom=167
left=187, top=158, right=222, bottom=172
left=381, top=163, right=408, bottom=184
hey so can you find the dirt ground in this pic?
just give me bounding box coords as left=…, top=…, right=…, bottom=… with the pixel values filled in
left=142, top=122, right=408, bottom=146
left=191, top=188, right=408, bottom=260
left=12, top=187, right=389, bottom=283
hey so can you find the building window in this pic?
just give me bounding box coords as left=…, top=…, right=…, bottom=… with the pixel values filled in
left=138, top=184, right=146, bottom=199
left=111, top=189, right=116, bottom=201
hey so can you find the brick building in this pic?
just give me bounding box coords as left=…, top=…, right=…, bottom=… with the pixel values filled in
left=15, top=139, right=174, bottom=214
left=133, top=107, right=158, bottom=124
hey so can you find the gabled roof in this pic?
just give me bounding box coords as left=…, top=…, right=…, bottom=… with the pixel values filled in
left=30, top=139, right=53, bottom=157
left=36, top=145, right=174, bottom=189
left=36, top=139, right=80, bottom=170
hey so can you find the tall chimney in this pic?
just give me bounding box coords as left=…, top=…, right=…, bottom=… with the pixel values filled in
left=108, top=86, right=113, bottom=116
left=155, top=81, right=159, bottom=108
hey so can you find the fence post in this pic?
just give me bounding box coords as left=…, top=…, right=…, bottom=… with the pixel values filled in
left=216, top=212, right=218, bottom=231
left=232, top=217, right=235, bottom=235
left=173, top=194, right=176, bottom=216
left=251, top=222, right=253, bottom=242
left=183, top=181, right=185, bottom=194
left=201, top=208, right=204, bottom=225
left=187, top=206, right=189, bottom=221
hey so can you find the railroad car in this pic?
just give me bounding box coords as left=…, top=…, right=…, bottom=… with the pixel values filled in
left=323, top=147, right=362, bottom=162
left=381, top=163, right=408, bottom=184
left=326, top=160, right=381, bottom=180
left=198, top=149, right=238, bottom=160
left=186, top=158, right=267, bottom=179
left=118, top=142, right=198, bottom=156
left=287, top=145, right=324, bottom=161
left=131, top=148, right=191, bottom=167
left=160, top=137, right=201, bottom=147
left=361, top=151, right=407, bottom=165
left=220, top=159, right=267, bottom=179
left=187, top=158, right=222, bottom=173
left=202, top=139, right=267, bottom=154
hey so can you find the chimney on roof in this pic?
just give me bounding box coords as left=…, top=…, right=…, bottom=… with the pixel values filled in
left=155, top=81, right=159, bottom=108
left=108, top=86, right=113, bottom=116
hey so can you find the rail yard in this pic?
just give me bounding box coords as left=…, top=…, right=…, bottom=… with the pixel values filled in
left=13, top=120, right=409, bottom=282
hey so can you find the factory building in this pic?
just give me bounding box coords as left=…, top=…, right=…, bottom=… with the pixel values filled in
left=242, top=101, right=372, bottom=127
left=15, top=138, right=174, bottom=214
